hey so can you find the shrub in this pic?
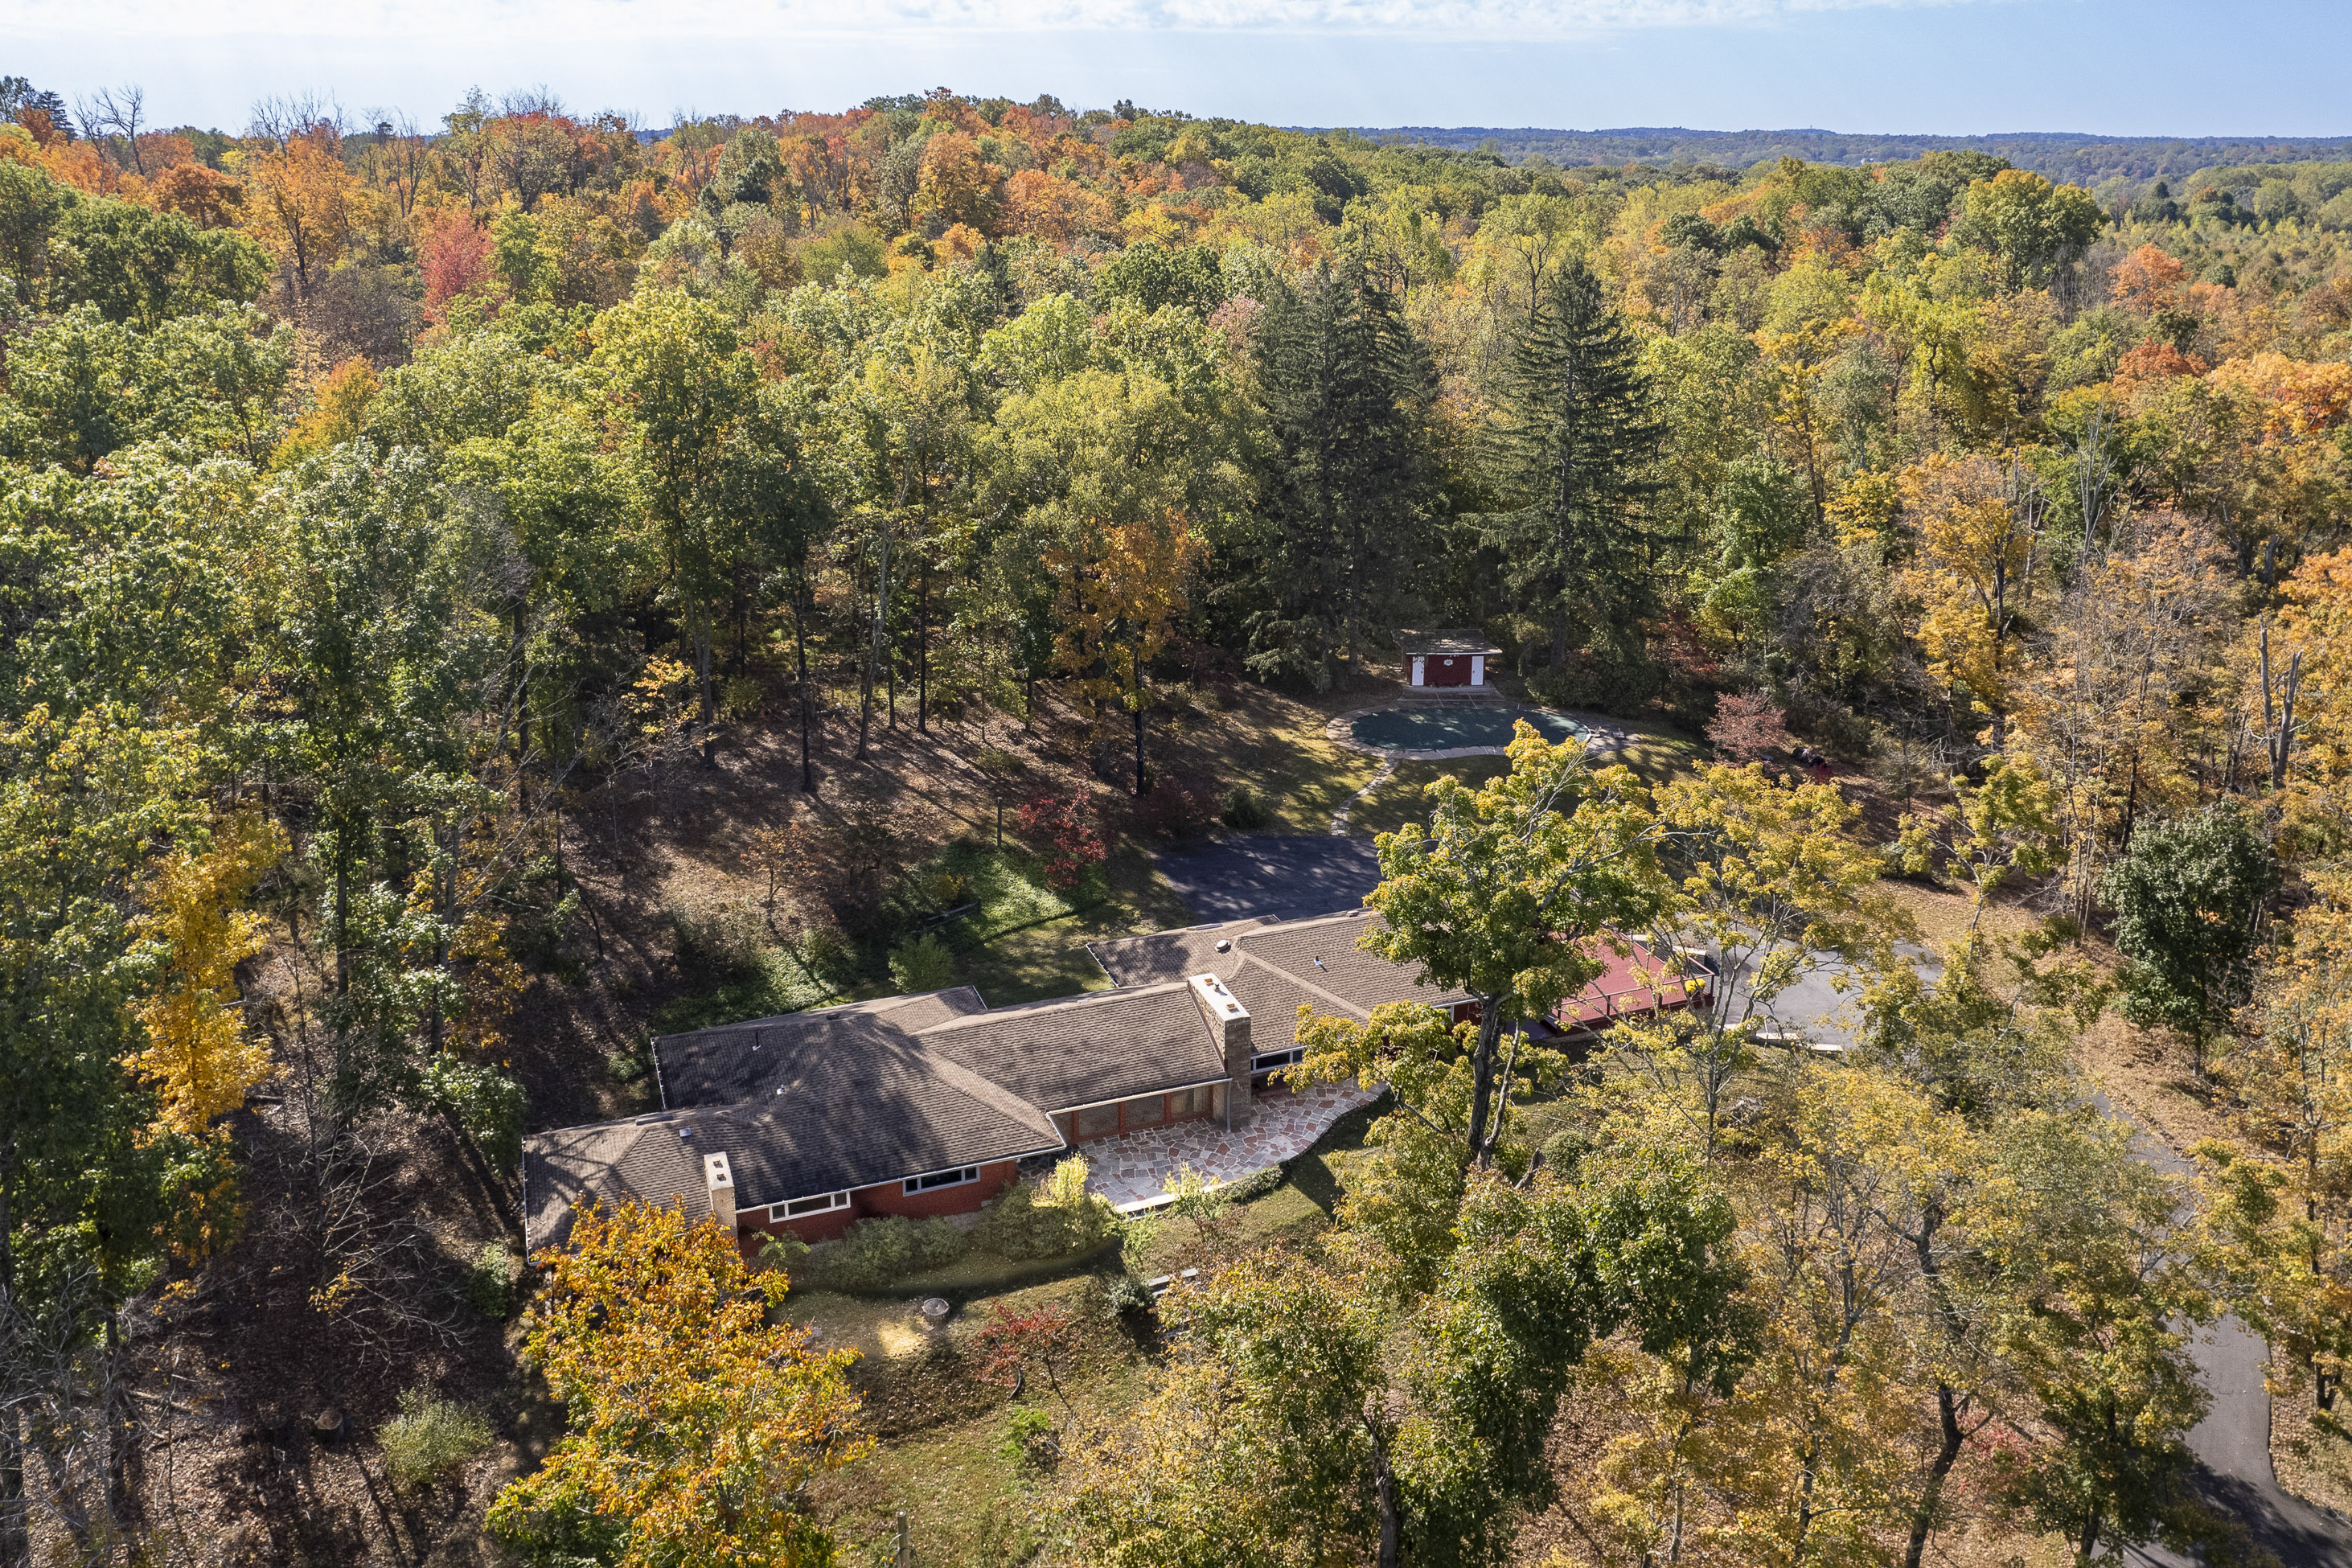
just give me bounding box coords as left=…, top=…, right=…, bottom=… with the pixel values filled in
left=1219, top=783, right=1267, bottom=831
left=757, top=1230, right=811, bottom=1275
left=378, top=1388, right=494, bottom=1491
left=667, top=893, right=767, bottom=979
left=464, top=1243, right=519, bottom=1319
left=800, top=1216, right=966, bottom=1291
left=1118, top=1211, right=1161, bottom=1278
left=1016, top=783, right=1106, bottom=889
left=1100, top=1272, right=1153, bottom=1320
left=1706, top=690, right=1795, bottom=762
left=1221, top=1165, right=1283, bottom=1203
left=718, top=674, right=765, bottom=721
left=797, top=923, right=858, bottom=987
left=1526, top=657, right=1660, bottom=716
left=887, top=931, right=959, bottom=993
left=1001, top=1406, right=1061, bottom=1469
left=973, top=1158, right=1120, bottom=1261
left=1136, top=776, right=1219, bottom=840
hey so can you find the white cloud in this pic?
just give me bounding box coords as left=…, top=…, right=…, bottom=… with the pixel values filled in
left=16, top=0, right=1962, bottom=43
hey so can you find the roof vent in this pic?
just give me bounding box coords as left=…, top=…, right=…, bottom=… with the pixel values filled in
left=1214, top=938, right=1230, bottom=953
left=678, top=1127, right=695, bottom=1140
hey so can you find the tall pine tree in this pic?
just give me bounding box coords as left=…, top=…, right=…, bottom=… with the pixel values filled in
left=1245, top=254, right=1437, bottom=689
left=1483, top=257, right=1663, bottom=675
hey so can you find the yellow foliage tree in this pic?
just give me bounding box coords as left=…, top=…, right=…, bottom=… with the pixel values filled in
left=269, top=356, right=380, bottom=471
left=489, top=1200, right=870, bottom=1567
left=1047, top=507, right=1205, bottom=798
left=132, top=815, right=286, bottom=1138
left=1899, top=453, right=2049, bottom=735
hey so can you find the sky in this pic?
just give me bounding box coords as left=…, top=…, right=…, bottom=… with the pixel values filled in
left=13, top=0, right=2351, bottom=139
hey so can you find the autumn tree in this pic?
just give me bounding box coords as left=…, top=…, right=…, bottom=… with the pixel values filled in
left=1049, top=506, right=1203, bottom=797
left=2197, top=900, right=2352, bottom=1412
left=591, top=288, right=757, bottom=747
left=1326, top=722, right=1673, bottom=1168
left=1899, top=453, right=2051, bottom=739
left=130, top=815, right=286, bottom=1138
left=239, top=122, right=355, bottom=301
left=1614, top=763, right=1900, bottom=1155
left=489, top=1201, right=869, bottom=1566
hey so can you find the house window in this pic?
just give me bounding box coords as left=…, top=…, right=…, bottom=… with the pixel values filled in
left=773, top=1190, right=848, bottom=1221
left=1124, top=1095, right=1165, bottom=1129
left=1075, top=1104, right=1119, bottom=1139
left=1252, top=1047, right=1304, bottom=1073
left=904, top=1165, right=979, bottom=1195
left=1169, top=1086, right=1207, bottom=1118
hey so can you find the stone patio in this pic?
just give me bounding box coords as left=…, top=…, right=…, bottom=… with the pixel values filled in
left=1071, top=1080, right=1382, bottom=1212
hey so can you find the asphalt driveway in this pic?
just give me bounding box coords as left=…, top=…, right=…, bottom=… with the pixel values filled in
left=1153, top=835, right=1383, bottom=924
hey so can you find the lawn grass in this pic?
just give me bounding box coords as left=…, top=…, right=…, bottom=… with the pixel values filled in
left=809, top=1272, right=1144, bottom=1568
left=1155, top=685, right=1379, bottom=835
left=1346, top=757, right=1512, bottom=839
left=945, top=844, right=1194, bottom=1006
left=1608, top=720, right=1709, bottom=782
left=651, top=944, right=839, bottom=1034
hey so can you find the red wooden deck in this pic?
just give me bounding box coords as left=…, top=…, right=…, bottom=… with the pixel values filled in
left=1552, top=940, right=1707, bottom=1032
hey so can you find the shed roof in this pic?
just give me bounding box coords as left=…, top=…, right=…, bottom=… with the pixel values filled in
left=1398, top=627, right=1504, bottom=657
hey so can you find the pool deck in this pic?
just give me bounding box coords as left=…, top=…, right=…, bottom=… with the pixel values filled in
left=1326, top=699, right=1630, bottom=761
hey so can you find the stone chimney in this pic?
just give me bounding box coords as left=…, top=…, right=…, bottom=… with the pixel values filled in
left=704, top=1151, right=737, bottom=1233
left=1187, top=973, right=1254, bottom=1127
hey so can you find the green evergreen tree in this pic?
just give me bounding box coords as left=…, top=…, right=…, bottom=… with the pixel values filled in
left=1481, top=257, right=1664, bottom=675
left=1245, top=253, right=1438, bottom=689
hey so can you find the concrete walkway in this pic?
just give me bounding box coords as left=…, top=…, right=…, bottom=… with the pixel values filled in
left=1074, top=1080, right=1380, bottom=1213
left=1330, top=758, right=1395, bottom=835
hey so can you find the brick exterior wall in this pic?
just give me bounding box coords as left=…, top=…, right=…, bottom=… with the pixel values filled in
left=734, top=1158, right=1022, bottom=1247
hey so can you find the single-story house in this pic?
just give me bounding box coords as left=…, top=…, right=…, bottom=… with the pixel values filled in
left=521, top=909, right=1714, bottom=1254
left=1398, top=629, right=1504, bottom=689
left=523, top=909, right=1475, bottom=1252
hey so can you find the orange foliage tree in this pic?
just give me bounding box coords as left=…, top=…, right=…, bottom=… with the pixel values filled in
left=240, top=125, right=355, bottom=298
left=488, top=1200, right=869, bottom=1567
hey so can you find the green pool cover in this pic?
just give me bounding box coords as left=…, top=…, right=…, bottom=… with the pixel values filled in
left=1350, top=707, right=1584, bottom=751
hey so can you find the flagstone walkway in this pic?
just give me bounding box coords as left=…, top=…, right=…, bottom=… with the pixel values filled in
left=1073, top=1080, right=1381, bottom=1212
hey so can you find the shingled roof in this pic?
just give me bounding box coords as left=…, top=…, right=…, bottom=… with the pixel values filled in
left=526, top=993, right=1056, bottom=1248
left=917, top=982, right=1230, bottom=1111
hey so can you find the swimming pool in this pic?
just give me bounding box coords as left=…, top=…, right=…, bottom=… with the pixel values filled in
left=1348, top=707, right=1585, bottom=752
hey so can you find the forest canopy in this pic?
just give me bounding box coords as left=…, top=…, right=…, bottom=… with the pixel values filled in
left=5, top=72, right=2352, bottom=1568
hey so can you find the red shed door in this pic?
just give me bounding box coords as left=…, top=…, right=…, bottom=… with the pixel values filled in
left=1428, top=655, right=1472, bottom=687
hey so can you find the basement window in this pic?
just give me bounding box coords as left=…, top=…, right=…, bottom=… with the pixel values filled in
left=904, top=1166, right=979, bottom=1195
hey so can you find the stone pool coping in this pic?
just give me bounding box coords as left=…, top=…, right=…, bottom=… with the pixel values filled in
left=1325, top=700, right=1619, bottom=760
